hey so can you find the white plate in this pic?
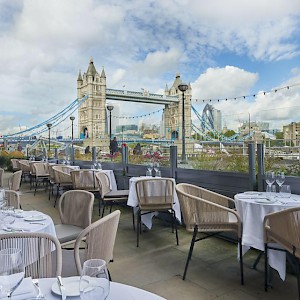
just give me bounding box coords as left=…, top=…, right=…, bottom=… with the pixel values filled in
left=254, top=199, right=277, bottom=204
left=244, top=192, right=263, bottom=195
left=24, top=215, right=46, bottom=222
left=51, top=277, right=80, bottom=297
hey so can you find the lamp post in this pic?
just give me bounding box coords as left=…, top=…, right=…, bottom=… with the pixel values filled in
left=107, top=104, right=114, bottom=153
left=70, top=116, right=75, bottom=144
left=46, top=123, right=52, bottom=152
left=178, top=82, right=189, bottom=163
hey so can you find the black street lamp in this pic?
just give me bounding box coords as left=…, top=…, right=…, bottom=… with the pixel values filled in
left=107, top=104, right=114, bottom=153
left=70, top=116, right=75, bottom=144
left=46, top=123, right=52, bottom=152
left=178, top=82, right=189, bottom=163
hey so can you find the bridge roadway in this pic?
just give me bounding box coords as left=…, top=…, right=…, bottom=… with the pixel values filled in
left=106, top=88, right=179, bottom=105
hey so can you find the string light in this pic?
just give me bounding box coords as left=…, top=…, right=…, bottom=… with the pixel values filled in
left=193, top=83, right=299, bottom=104
left=112, top=108, right=164, bottom=119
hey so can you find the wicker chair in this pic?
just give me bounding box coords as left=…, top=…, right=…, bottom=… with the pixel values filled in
left=74, top=210, right=121, bottom=275
left=55, top=190, right=94, bottom=247
left=52, top=165, right=73, bottom=207
left=95, top=172, right=129, bottom=217
left=18, top=160, right=30, bottom=182
left=32, top=162, right=50, bottom=196
left=264, top=207, right=300, bottom=296
left=176, top=183, right=244, bottom=284
left=5, top=190, right=20, bottom=209
left=135, top=178, right=178, bottom=247
left=8, top=170, right=22, bottom=192
left=0, top=232, right=62, bottom=278
left=71, top=169, right=98, bottom=192
left=11, top=158, right=20, bottom=172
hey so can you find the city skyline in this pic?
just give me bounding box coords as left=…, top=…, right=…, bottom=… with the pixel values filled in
left=0, top=0, right=300, bottom=136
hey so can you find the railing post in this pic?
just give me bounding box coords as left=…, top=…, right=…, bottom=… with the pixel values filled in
left=257, top=143, right=265, bottom=192
left=54, top=148, right=58, bottom=159
left=70, top=147, right=75, bottom=165
left=170, top=146, right=177, bottom=179
left=92, top=146, right=96, bottom=162
left=122, top=145, right=128, bottom=175
left=42, top=148, right=47, bottom=159
left=248, top=142, right=256, bottom=190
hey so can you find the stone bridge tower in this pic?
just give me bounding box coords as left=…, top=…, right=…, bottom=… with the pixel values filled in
left=163, top=73, right=192, bottom=154
left=77, top=58, right=108, bottom=148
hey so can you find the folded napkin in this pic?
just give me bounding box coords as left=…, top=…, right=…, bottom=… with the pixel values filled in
left=0, top=277, right=37, bottom=300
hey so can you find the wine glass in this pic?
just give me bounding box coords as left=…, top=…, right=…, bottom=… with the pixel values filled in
left=276, top=172, right=285, bottom=192
left=153, top=162, right=160, bottom=176
left=265, top=171, right=275, bottom=191
left=80, top=259, right=110, bottom=300
left=146, top=162, right=153, bottom=177
left=0, top=248, right=25, bottom=299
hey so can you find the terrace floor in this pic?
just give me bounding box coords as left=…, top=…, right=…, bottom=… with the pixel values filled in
left=3, top=171, right=299, bottom=300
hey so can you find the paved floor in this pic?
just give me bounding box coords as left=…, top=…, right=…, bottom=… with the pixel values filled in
left=3, top=172, right=299, bottom=299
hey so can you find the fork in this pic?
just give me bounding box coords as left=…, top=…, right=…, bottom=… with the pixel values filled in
left=32, top=279, right=45, bottom=299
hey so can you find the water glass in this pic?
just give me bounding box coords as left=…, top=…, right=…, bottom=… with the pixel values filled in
left=80, top=259, right=110, bottom=300
left=279, top=185, right=291, bottom=198
left=0, top=248, right=25, bottom=298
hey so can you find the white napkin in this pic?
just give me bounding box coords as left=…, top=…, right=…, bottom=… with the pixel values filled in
left=0, top=277, right=37, bottom=300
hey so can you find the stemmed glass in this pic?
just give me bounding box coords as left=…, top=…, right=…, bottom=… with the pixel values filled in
left=146, top=162, right=153, bottom=177
left=153, top=162, right=160, bottom=177
left=0, top=248, right=25, bottom=299
left=80, top=259, right=110, bottom=300
left=265, top=171, right=275, bottom=192
left=276, top=172, right=285, bottom=192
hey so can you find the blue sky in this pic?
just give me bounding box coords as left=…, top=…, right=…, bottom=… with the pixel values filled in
left=0, top=0, right=300, bottom=136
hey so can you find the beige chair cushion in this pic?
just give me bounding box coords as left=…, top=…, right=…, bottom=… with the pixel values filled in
left=55, top=224, right=83, bottom=244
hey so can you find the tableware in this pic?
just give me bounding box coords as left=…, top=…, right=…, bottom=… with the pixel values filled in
left=276, top=172, right=285, bottom=191
left=32, top=279, right=45, bottom=299
left=254, top=198, right=277, bottom=204
left=80, top=259, right=110, bottom=300
left=51, top=276, right=80, bottom=297
left=265, top=171, right=275, bottom=189
left=266, top=184, right=276, bottom=195
left=24, top=215, right=46, bottom=222
left=279, top=185, right=291, bottom=198
left=0, top=248, right=25, bottom=298
left=244, top=192, right=263, bottom=195
left=155, top=170, right=161, bottom=177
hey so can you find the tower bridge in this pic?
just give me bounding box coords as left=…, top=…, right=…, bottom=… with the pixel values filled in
left=77, top=58, right=192, bottom=154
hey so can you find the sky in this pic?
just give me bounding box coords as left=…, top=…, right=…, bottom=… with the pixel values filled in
left=0, top=0, right=300, bottom=138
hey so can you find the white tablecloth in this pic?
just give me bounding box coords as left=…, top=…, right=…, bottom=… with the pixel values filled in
left=127, top=177, right=181, bottom=229
left=235, top=192, right=300, bottom=280
left=0, top=210, right=56, bottom=236
left=20, top=277, right=166, bottom=300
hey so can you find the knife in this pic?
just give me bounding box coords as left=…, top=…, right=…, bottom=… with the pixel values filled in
left=57, top=276, right=67, bottom=300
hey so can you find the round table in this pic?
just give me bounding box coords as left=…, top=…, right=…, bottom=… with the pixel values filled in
left=235, top=191, right=300, bottom=280
left=33, top=277, right=166, bottom=300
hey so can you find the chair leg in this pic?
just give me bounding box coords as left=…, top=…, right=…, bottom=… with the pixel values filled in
left=238, top=238, right=244, bottom=285
left=101, top=200, right=106, bottom=218
left=137, top=210, right=141, bottom=247
left=264, top=243, right=268, bottom=292
left=183, top=225, right=198, bottom=280
left=173, top=210, right=179, bottom=246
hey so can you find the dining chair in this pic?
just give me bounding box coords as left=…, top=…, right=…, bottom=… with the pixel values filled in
left=95, top=172, right=129, bottom=217
left=135, top=178, right=178, bottom=247
left=5, top=190, right=21, bottom=209
left=32, top=162, right=50, bottom=196
left=0, top=232, right=62, bottom=278
left=47, top=164, right=61, bottom=200
left=8, top=170, right=22, bottom=192
left=10, top=158, right=20, bottom=172
left=264, top=206, right=300, bottom=297
left=71, top=169, right=98, bottom=192
left=18, top=160, right=30, bottom=182
left=0, top=168, right=3, bottom=188
left=74, top=210, right=121, bottom=275
left=55, top=190, right=94, bottom=247
left=52, top=165, right=73, bottom=207
left=175, top=183, right=244, bottom=285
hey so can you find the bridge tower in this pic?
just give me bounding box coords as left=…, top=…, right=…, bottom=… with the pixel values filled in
left=163, top=73, right=193, bottom=154
left=77, top=58, right=108, bottom=148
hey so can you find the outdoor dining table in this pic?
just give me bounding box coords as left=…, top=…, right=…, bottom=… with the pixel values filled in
left=127, top=177, right=181, bottom=229
left=234, top=191, right=300, bottom=280
left=6, top=277, right=166, bottom=299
